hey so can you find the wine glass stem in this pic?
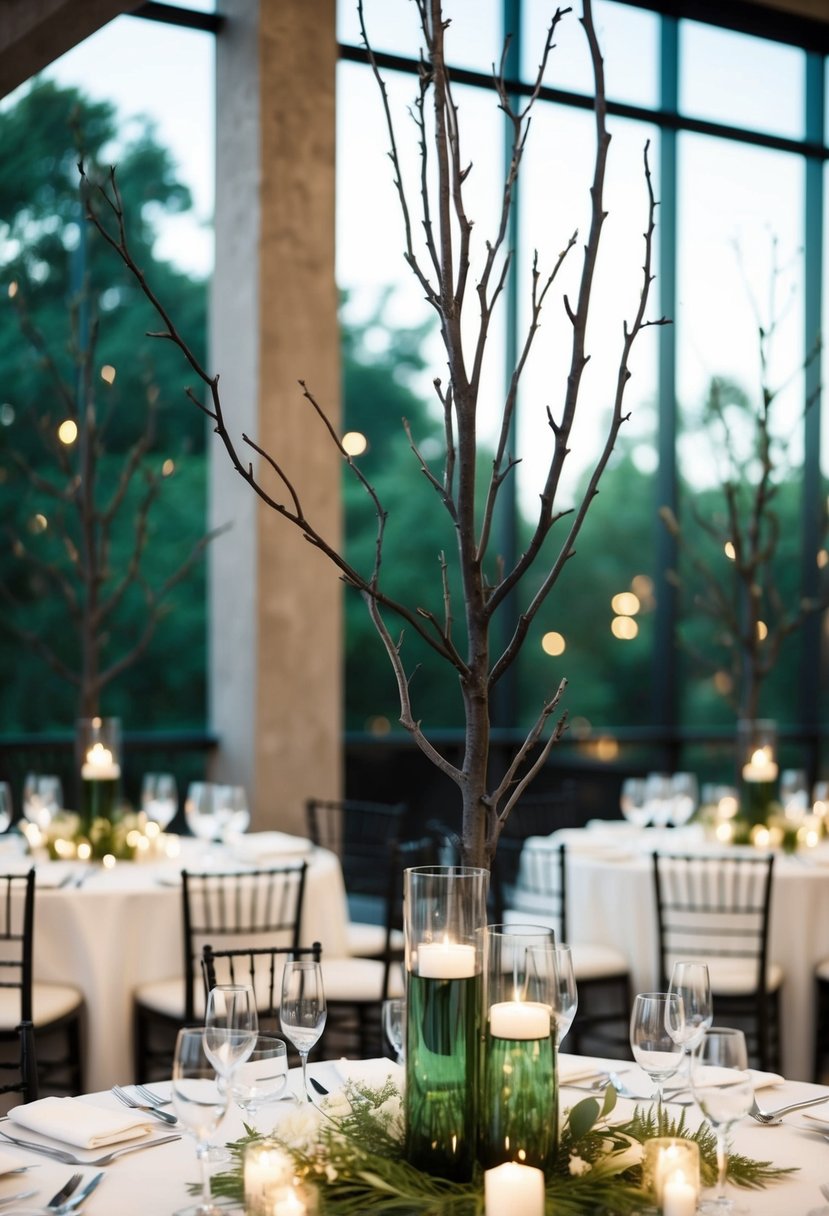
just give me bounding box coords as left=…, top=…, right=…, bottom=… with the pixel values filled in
left=655, top=1080, right=664, bottom=1122
left=716, top=1129, right=728, bottom=1200
left=300, top=1051, right=311, bottom=1102
left=196, top=1140, right=213, bottom=1210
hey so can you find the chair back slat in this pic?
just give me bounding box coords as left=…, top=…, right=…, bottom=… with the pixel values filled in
left=181, top=863, right=308, bottom=1020
left=496, top=841, right=566, bottom=940
left=305, top=798, right=406, bottom=898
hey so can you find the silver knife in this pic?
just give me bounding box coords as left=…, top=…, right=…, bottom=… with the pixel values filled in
left=55, top=1172, right=104, bottom=1214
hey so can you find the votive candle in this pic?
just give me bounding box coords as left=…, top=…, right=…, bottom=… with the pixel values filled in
left=663, top=1168, right=698, bottom=1216
left=418, top=939, right=476, bottom=978
left=484, top=1161, right=545, bottom=1216
left=489, top=1000, right=551, bottom=1040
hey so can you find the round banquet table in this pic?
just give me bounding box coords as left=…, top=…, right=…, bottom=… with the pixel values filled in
left=515, top=824, right=829, bottom=1082
left=0, top=833, right=351, bottom=1093
left=0, top=1054, right=825, bottom=1215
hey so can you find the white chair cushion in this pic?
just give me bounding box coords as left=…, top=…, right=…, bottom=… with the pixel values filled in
left=707, top=959, right=783, bottom=996
left=0, top=983, right=83, bottom=1030
left=322, top=957, right=404, bottom=1002
left=816, top=958, right=829, bottom=983
left=570, top=943, right=630, bottom=981
left=345, top=924, right=404, bottom=958
left=134, top=977, right=203, bottom=1020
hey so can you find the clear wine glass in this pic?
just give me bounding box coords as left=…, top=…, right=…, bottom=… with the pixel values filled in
left=645, top=773, right=673, bottom=828
left=171, top=1026, right=229, bottom=1216
left=280, top=958, right=327, bottom=1102
left=184, top=781, right=217, bottom=862
left=0, top=783, right=12, bottom=834
left=213, top=784, right=250, bottom=845
left=690, top=1027, right=754, bottom=1214
left=382, top=998, right=405, bottom=1064
left=669, top=772, right=699, bottom=827
left=204, top=984, right=259, bottom=1084
left=141, top=772, right=178, bottom=829
left=629, top=991, right=686, bottom=1116
left=549, top=943, right=578, bottom=1046
left=668, top=960, right=713, bottom=1068
left=620, top=777, right=650, bottom=827
left=229, top=1034, right=289, bottom=1129
left=22, top=773, right=62, bottom=830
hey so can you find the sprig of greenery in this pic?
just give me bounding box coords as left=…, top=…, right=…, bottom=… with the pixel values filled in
left=199, top=1083, right=795, bottom=1215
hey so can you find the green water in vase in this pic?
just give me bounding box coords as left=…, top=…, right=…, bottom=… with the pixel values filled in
left=480, top=1031, right=557, bottom=1170
left=80, top=777, right=119, bottom=834
left=405, top=971, right=481, bottom=1181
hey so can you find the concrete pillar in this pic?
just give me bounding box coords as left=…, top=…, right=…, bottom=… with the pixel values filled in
left=210, top=0, right=341, bottom=832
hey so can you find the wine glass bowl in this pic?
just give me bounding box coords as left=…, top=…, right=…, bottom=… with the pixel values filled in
left=141, top=772, right=178, bottom=829
left=280, top=958, right=327, bottom=1102
left=203, top=984, right=259, bottom=1083
left=668, top=960, right=713, bottom=1056
left=620, top=777, right=650, bottom=827
left=690, top=1027, right=754, bottom=1213
left=382, top=998, right=405, bottom=1064
left=22, top=773, right=62, bottom=830
left=171, top=1027, right=229, bottom=1216
left=229, top=1034, right=288, bottom=1127
left=629, top=991, right=686, bottom=1115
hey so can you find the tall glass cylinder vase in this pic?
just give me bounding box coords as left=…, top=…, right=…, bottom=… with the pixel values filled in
left=480, top=924, right=558, bottom=1172
left=76, top=716, right=122, bottom=835
left=404, top=865, right=488, bottom=1182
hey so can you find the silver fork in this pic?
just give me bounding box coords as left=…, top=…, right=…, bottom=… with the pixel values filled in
left=111, top=1085, right=177, bottom=1125
left=0, top=1129, right=181, bottom=1166
left=134, top=1085, right=172, bottom=1108
left=749, top=1095, right=829, bottom=1124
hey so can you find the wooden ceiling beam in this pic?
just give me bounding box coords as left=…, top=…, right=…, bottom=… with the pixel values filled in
left=0, top=0, right=133, bottom=99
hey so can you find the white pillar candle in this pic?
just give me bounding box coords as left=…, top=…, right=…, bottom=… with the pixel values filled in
left=741, top=747, right=778, bottom=783
left=484, top=1162, right=545, bottom=1216
left=489, top=1000, right=551, bottom=1040
left=81, top=742, right=121, bottom=781
left=662, top=1168, right=698, bottom=1216
left=418, top=939, right=476, bottom=978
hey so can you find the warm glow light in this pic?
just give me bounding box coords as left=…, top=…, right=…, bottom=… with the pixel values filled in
left=29, top=513, right=47, bottom=534
left=102, top=854, right=117, bottom=869
left=77, top=842, right=92, bottom=861
left=342, top=430, right=368, bottom=456
left=541, top=630, right=565, bottom=656
left=100, top=364, right=116, bottom=384
left=713, top=671, right=733, bottom=695
left=611, top=616, right=638, bottom=640
left=715, top=821, right=734, bottom=843
left=724, top=541, right=736, bottom=560
left=162, top=458, right=175, bottom=477
left=756, top=620, right=768, bottom=641
left=594, top=736, right=619, bottom=762
left=368, top=715, right=391, bottom=736
left=57, top=419, right=78, bottom=445
left=611, top=591, right=640, bottom=616
left=631, top=573, right=653, bottom=599
left=8, top=281, right=17, bottom=299
left=818, top=550, right=829, bottom=569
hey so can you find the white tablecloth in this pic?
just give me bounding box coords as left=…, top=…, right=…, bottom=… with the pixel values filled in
left=0, top=835, right=352, bottom=1092
left=515, top=825, right=829, bottom=1081
left=0, top=1054, right=825, bottom=1215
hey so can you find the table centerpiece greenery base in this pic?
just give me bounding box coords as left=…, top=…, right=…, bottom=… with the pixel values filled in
left=202, top=1081, right=794, bottom=1216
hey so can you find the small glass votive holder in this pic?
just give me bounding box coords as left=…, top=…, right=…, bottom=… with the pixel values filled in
left=244, top=1140, right=293, bottom=1215
left=642, top=1137, right=699, bottom=1216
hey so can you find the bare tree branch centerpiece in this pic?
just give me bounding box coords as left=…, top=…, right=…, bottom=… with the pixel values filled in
left=82, top=0, right=664, bottom=870
left=660, top=239, right=824, bottom=841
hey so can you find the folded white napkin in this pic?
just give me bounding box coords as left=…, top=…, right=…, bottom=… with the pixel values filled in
left=230, top=832, right=312, bottom=864
left=749, top=1069, right=785, bottom=1090
left=558, top=1055, right=609, bottom=1084
left=8, top=1097, right=153, bottom=1149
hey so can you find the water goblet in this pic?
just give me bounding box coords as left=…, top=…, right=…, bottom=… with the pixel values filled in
left=171, top=1026, right=229, bottom=1216
left=690, top=1027, right=754, bottom=1214
left=280, top=958, right=327, bottom=1102
left=668, top=960, right=713, bottom=1067
left=141, top=772, right=178, bottom=829
left=382, top=997, right=405, bottom=1064
left=629, top=991, right=686, bottom=1116
left=229, top=1034, right=288, bottom=1129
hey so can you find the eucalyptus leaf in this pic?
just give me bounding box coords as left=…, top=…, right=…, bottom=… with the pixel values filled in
left=566, top=1095, right=601, bottom=1142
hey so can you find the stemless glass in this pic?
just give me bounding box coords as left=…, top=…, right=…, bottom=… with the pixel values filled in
left=382, top=997, right=405, bottom=1064
left=690, top=1027, right=754, bottom=1214
left=171, top=1026, right=229, bottom=1216
left=668, top=961, right=713, bottom=1064
left=204, top=984, right=259, bottom=1085
left=229, top=1034, right=288, bottom=1129
left=141, top=772, right=179, bottom=829
left=280, top=958, right=327, bottom=1102
left=629, top=991, right=686, bottom=1115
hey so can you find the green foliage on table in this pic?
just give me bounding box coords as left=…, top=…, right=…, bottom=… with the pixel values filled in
left=202, top=1081, right=795, bottom=1215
